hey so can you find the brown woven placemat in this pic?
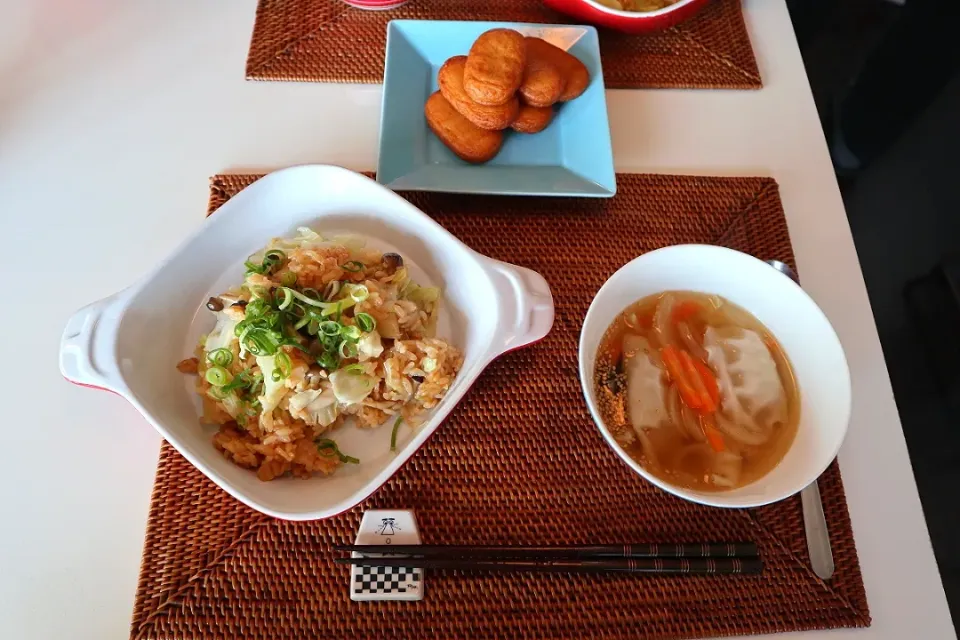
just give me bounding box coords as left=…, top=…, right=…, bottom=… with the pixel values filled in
left=245, top=0, right=761, bottom=89
left=131, top=173, right=868, bottom=640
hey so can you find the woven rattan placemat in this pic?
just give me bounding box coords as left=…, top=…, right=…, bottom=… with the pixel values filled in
left=245, top=0, right=761, bottom=89
left=131, top=173, right=868, bottom=640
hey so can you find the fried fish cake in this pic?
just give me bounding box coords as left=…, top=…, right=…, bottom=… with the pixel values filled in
left=439, top=56, right=519, bottom=131
left=525, top=37, right=590, bottom=102
left=463, top=29, right=527, bottom=106
left=510, top=104, right=553, bottom=134
left=424, top=91, right=504, bottom=163
left=518, top=54, right=565, bottom=107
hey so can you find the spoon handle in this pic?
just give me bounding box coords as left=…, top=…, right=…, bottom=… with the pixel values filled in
left=801, top=480, right=835, bottom=579
left=763, top=259, right=835, bottom=579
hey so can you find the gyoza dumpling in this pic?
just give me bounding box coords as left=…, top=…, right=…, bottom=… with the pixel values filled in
left=704, top=326, right=788, bottom=445
left=623, top=335, right=669, bottom=436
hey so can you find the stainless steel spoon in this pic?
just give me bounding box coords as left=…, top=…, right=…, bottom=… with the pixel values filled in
left=765, top=259, right=836, bottom=580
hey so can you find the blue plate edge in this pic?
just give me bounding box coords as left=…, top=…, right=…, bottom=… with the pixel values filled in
left=377, top=20, right=615, bottom=198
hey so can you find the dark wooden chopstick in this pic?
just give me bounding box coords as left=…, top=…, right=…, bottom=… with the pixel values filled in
left=335, top=556, right=763, bottom=575
left=334, top=542, right=758, bottom=559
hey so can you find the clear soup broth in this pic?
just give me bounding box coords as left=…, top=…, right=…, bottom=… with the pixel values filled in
left=594, top=291, right=800, bottom=492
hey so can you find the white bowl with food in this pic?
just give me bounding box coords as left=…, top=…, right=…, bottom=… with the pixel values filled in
left=579, top=245, right=850, bottom=508
left=59, top=165, right=554, bottom=520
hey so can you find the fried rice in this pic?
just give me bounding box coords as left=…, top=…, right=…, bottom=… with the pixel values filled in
left=177, top=228, right=463, bottom=481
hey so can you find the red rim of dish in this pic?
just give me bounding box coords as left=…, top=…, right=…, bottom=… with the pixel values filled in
left=341, top=0, right=409, bottom=7
left=581, top=0, right=697, bottom=18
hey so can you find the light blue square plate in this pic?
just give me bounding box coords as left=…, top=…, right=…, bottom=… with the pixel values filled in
left=377, top=20, right=616, bottom=197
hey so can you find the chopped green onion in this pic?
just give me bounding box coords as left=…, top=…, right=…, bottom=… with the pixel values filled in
left=316, top=439, right=359, bottom=464
left=276, top=351, right=292, bottom=375
left=349, top=284, right=369, bottom=303
left=318, top=298, right=357, bottom=318
left=280, top=271, right=297, bottom=287
left=240, top=328, right=280, bottom=356
left=322, top=280, right=341, bottom=301
left=244, top=260, right=266, bottom=275
left=221, top=370, right=253, bottom=393
left=283, top=287, right=328, bottom=307
left=341, top=260, right=365, bottom=273
left=390, top=416, right=402, bottom=452
left=254, top=249, right=286, bottom=275
left=355, top=312, right=376, bottom=333
left=317, top=350, right=340, bottom=371
left=207, top=386, right=228, bottom=400
left=338, top=341, right=359, bottom=359
left=277, top=287, right=294, bottom=311
left=320, top=320, right=341, bottom=337
left=248, top=375, right=264, bottom=398
left=264, top=249, right=286, bottom=265
left=340, top=324, right=362, bottom=341
left=281, top=337, right=310, bottom=355
left=205, top=366, right=231, bottom=386
left=294, top=315, right=311, bottom=330
left=341, top=363, right=364, bottom=374
left=287, top=300, right=307, bottom=318
left=284, top=286, right=363, bottom=318
left=248, top=285, right=270, bottom=300
left=206, top=348, right=233, bottom=367
left=244, top=298, right=270, bottom=318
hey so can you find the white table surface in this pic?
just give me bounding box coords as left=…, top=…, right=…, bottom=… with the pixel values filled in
left=0, top=1, right=954, bottom=638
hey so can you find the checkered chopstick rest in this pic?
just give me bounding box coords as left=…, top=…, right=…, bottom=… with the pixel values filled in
left=350, top=510, right=424, bottom=602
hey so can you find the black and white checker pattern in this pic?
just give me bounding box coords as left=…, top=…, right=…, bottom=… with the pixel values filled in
left=354, top=563, right=421, bottom=594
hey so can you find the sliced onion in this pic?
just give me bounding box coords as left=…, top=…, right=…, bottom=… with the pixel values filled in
left=710, top=450, right=743, bottom=488
left=711, top=474, right=737, bottom=488
left=665, top=385, right=683, bottom=429
left=714, top=411, right=771, bottom=446
left=677, top=321, right=709, bottom=362
left=679, top=402, right=706, bottom=443
left=636, top=428, right=660, bottom=469
left=652, top=293, right=677, bottom=349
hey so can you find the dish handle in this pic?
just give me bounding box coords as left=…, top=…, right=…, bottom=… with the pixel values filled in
left=59, top=290, right=129, bottom=395
left=484, top=259, right=555, bottom=355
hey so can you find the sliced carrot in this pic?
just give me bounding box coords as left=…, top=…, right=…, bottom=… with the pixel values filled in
left=680, top=350, right=717, bottom=413
left=637, top=311, right=654, bottom=330
left=661, top=346, right=702, bottom=410
left=700, top=414, right=726, bottom=452
left=693, top=359, right=720, bottom=407
left=672, top=300, right=701, bottom=325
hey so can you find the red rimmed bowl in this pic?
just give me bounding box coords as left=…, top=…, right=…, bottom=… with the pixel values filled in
left=544, top=0, right=711, bottom=33
left=341, top=0, right=409, bottom=10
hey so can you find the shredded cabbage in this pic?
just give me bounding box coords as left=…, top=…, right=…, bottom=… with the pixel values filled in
left=204, top=313, right=238, bottom=353
left=257, top=229, right=367, bottom=259
left=255, top=355, right=287, bottom=413
left=357, top=331, right=384, bottom=361
left=329, top=369, right=376, bottom=405
left=404, top=285, right=441, bottom=305
left=288, top=388, right=339, bottom=427
left=220, top=392, right=244, bottom=419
